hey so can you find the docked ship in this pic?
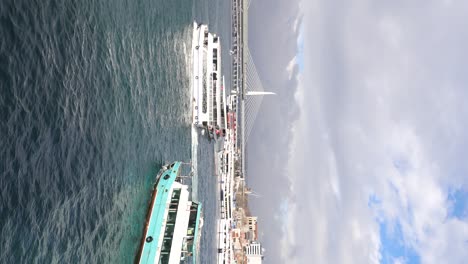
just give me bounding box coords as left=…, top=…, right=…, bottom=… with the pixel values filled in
left=192, top=22, right=227, bottom=139
left=136, top=162, right=203, bottom=264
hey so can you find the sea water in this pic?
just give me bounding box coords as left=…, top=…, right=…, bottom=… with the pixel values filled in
left=0, top=0, right=231, bottom=262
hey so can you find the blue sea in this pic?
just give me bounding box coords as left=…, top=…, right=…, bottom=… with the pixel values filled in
left=0, top=0, right=231, bottom=262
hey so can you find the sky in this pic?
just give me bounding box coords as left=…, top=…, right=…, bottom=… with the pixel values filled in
left=247, top=0, right=468, bottom=263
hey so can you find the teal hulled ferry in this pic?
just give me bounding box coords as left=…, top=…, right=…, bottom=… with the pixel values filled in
left=136, top=162, right=202, bottom=264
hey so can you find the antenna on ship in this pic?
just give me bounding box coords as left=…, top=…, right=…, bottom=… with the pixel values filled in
left=181, top=160, right=192, bottom=166
left=178, top=171, right=194, bottom=179
left=178, top=160, right=195, bottom=184
left=177, top=173, right=194, bottom=186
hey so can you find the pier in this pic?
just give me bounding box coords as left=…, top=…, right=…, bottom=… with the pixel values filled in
left=212, top=0, right=268, bottom=263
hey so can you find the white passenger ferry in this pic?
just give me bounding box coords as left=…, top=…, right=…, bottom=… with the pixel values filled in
left=192, top=22, right=227, bottom=139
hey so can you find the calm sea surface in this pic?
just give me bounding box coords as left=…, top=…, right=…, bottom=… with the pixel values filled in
left=0, top=0, right=231, bottom=262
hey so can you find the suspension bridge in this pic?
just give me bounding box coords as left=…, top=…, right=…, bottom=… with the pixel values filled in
left=230, top=0, right=274, bottom=176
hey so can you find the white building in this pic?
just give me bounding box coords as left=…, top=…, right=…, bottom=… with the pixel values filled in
left=245, top=241, right=264, bottom=264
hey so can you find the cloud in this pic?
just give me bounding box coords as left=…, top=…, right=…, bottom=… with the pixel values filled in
left=279, top=0, right=468, bottom=263
left=286, top=56, right=298, bottom=80
left=287, top=20, right=305, bottom=80
left=246, top=0, right=304, bottom=262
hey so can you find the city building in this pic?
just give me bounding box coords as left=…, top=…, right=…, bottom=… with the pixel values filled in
left=245, top=241, right=264, bottom=264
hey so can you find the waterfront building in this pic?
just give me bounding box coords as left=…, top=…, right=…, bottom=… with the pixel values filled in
left=245, top=241, right=264, bottom=264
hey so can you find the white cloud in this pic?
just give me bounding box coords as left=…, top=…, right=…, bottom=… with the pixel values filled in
left=293, top=15, right=302, bottom=33
left=286, top=19, right=305, bottom=80
left=286, top=55, right=297, bottom=80
left=281, top=0, right=468, bottom=263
